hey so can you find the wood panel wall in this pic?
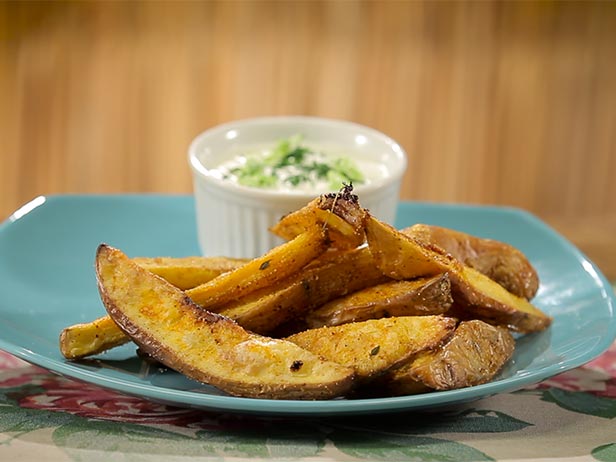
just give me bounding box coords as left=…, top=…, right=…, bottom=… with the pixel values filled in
left=1, top=1, right=615, bottom=276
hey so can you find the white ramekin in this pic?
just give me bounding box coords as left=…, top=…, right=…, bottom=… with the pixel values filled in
left=188, top=116, right=407, bottom=258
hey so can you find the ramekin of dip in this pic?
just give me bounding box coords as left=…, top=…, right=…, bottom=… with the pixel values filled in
left=188, top=116, right=407, bottom=258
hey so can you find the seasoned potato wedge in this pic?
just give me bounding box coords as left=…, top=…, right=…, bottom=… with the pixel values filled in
left=286, top=316, right=457, bottom=380
left=186, top=225, right=329, bottom=310
left=305, top=274, right=453, bottom=328
left=133, top=255, right=247, bottom=290
left=366, top=215, right=453, bottom=278
left=60, top=315, right=130, bottom=360
left=366, top=215, right=551, bottom=333
left=448, top=266, right=551, bottom=333
left=219, top=247, right=388, bottom=335
left=60, top=255, right=245, bottom=359
left=384, top=320, right=515, bottom=393
left=271, top=187, right=367, bottom=249
left=96, top=244, right=355, bottom=399
left=403, top=224, right=539, bottom=300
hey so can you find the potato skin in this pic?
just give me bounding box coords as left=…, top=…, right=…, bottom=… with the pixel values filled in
left=306, top=274, right=453, bottom=328
left=385, top=320, right=516, bottom=393
left=96, top=244, right=355, bottom=400
left=403, top=224, right=539, bottom=300
left=367, top=215, right=551, bottom=333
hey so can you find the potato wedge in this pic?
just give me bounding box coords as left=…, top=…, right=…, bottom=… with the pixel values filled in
left=60, top=255, right=245, bottom=359
left=286, top=316, right=457, bottom=381
left=366, top=214, right=551, bottom=333
left=219, top=247, right=389, bottom=335
left=186, top=225, right=329, bottom=310
left=403, top=224, right=539, bottom=300
left=384, top=320, right=515, bottom=393
left=96, top=244, right=355, bottom=400
left=133, top=256, right=247, bottom=290
left=305, top=274, right=453, bottom=328
left=271, top=186, right=367, bottom=249
left=366, top=215, right=453, bottom=279
left=60, top=315, right=130, bottom=360
left=448, top=265, right=551, bottom=333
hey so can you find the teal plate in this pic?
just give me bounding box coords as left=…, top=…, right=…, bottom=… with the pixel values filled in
left=0, top=195, right=614, bottom=416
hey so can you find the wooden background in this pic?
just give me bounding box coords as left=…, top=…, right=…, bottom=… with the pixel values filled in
left=1, top=1, right=615, bottom=278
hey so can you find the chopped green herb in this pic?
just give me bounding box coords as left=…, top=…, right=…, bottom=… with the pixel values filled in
left=221, top=135, right=366, bottom=191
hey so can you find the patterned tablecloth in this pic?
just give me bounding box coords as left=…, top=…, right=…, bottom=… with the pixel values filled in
left=1, top=337, right=616, bottom=462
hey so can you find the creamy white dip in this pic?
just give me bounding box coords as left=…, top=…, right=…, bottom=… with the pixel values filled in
left=213, top=135, right=389, bottom=193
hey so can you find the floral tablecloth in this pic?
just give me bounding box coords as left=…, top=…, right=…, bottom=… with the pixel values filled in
left=1, top=339, right=616, bottom=462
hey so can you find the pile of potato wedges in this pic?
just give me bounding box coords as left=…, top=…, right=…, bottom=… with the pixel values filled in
left=60, top=187, right=551, bottom=400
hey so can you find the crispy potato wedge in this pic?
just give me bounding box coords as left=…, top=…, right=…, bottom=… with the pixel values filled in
left=286, top=316, right=457, bottom=381
left=60, top=315, right=130, bottom=360
left=403, top=224, right=539, bottom=300
left=305, top=274, right=453, bottom=328
left=366, top=215, right=551, bottom=333
left=59, top=255, right=245, bottom=359
left=133, top=256, right=247, bottom=290
left=384, top=320, right=515, bottom=393
left=96, top=244, right=355, bottom=400
left=271, top=187, right=367, bottom=249
left=186, top=225, right=329, bottom=310
left=219, top=247, right=389, bottom=335
left=366, top=215, right=453, bottom=278
left=448, top=265, right=551, bottom=333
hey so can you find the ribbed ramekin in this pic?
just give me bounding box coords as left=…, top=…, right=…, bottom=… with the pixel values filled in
left=188, top=116, right=407, bottom=258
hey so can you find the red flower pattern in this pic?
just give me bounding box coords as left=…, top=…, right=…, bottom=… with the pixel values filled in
left=2, top=342, right=616, bottom=426
left=0, top=351, right=223, bottom=429
left=528, top=342, right=616, bottom=398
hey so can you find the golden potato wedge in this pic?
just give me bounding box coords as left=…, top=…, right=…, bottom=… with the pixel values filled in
left=60, top=315, right=129, bottom=360
left=219, top=247, right=389, bottom=335
left=133, top=255, right=247, bottom=290
left=384, top=320, right=515, bottom=393
left=305, top=274, right=453, bottom=328
left=366, top=214, right=551, bottom=333
left=96, top=244, right=355, bottom=400
left=448, top=265, right=551, bottom=333
left=403, top=224, right=539, bottom=300
left=59, top=255, right=245, bottom=359
left=186, top=225, right=329, bottom=310
left=366, top=215, right=453, bottom=279
left=286, top=316, right=457, bottom=381
left=271, top=186, right=367, bottom=249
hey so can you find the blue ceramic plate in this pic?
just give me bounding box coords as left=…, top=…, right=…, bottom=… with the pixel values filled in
left=0, top=195, right=614, bottom=416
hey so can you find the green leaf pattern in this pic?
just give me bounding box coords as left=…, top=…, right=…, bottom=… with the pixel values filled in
left=2, top=349, right=616, bottom=461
